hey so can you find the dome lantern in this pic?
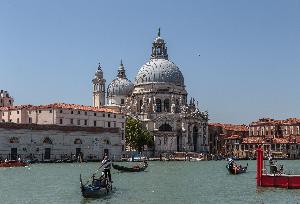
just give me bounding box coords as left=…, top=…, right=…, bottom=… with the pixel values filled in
left=151, top=28, right=168, bottom=60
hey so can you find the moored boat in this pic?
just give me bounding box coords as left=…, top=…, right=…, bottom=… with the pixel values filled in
left=0, top=160, right=29, bottom=168
left=112, top=161, right=148, bottom=172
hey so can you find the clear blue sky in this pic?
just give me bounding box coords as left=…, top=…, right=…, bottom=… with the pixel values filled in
left=0, top=1, right=299, bottom=124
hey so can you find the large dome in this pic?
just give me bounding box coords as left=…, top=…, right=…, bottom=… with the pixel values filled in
left=134, top=58, right=184, bottom=86
left=107, top=78, right=134, bottom=97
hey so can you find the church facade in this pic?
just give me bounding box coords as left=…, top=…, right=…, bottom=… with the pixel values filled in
left=92, top=30, right=209, bottom=155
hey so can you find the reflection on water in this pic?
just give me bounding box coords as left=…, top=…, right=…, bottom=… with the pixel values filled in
left=1, top=161, right=300, bottom=204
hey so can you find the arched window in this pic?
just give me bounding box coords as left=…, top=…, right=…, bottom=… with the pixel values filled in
left=156, top=98, right=161, bottom=112
left=164, top=99, right=170, bottom=112
left=43, top=137, right=53, bottom=145
left=103, top=139, right=110, bottom=145
left=159, top=123, right=172, bottom=131
left=74, top=138, right=82, bottom=144
left=193, top=126, right=198, bottom=152
left=139, top=100, right=143, bottom=112
left=9, top=137, right=19, bottom=144
left=175, top=99, right=180, bottom=113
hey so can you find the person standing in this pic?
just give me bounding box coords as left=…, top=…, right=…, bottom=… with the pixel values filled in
left=102, top=153, right=112, bottom=182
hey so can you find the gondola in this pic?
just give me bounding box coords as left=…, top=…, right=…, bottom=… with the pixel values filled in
left=112, top=161, right=148, bottom=172
left=226, top=159, right=247, bottom=175
left=80, top=174, right=112, bottom=198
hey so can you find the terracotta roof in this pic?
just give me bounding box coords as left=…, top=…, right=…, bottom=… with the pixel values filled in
left=272, top=137, right=290, bottom=144
left=250, top=118, right=300, bottom=126
left=209, top=123, right=249, bottom=132
left=224, top=135, right=241, bottom=140
left=0, top=122, right=119, bottom=133
left=242, top=137, right=264, bottom=144
left=0, top=103, right=120, bottom=113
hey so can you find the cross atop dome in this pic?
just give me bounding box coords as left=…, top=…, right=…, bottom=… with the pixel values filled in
left=97, top=62, right=102, bottom=71
left=151, top=28, right=168, bottom=60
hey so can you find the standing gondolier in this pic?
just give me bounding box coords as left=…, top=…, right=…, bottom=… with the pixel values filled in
left=101, top=153, right=112, bottom=182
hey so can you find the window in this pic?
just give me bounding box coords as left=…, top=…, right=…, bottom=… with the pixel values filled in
left=60, top=110, right=63, bottom=113
left=78, top=111, right=80, bottom=114
left=114, top=114, right=116, bottom=118
left=108, top=114, right=110, bottom=118
left=94, top=121, right=97, bottom=127
left=39, top=110, right=42, bottom=113
left=77, top=120, right=80, bottom=125
left=122, top=145, right=125, bottom=151
left=17, top=111, right=19, bottom=114
left=121, top=131, right=124, bottom=140
left=17, top=118, right=19, bottom=123
left=84, top=120, right=87, bottom=125
left=107, top=122, right=111, bottom=128
left=29, top=117, right=32, bottom=124
left=122, top=123, right=124, bottom=128
left=159, top=123, right=172, bottom=131
left=70, top=119, right=73, bottom=124
left=85, top=112, right=87, bottom=116
left=60, top=119, right=63, bottom=124
left=94, top=113, right=96, bottom=116
left=49, top=110, right=52, bottom=113
left=103, top=113, right=105, bottom=117
left=71, top=111, right=73, bottom=114
left=164, top=99, right=170, bottom=112
left=121, top=98, right=125, bottom=105
left=156, top=98, right=161, bottom=112
left=114, top=122, right=116, bottom=128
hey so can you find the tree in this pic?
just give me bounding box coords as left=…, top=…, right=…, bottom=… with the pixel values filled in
left=125, top=116, right=154, bottom=152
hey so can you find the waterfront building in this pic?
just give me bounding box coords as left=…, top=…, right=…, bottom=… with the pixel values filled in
left=99, top=30, right=209, bottom=155
left=0, top=123, right=122, bottom=161
left=209, top=118, right=300, bottom=159
left=0, top=102, right=125, bottom=161
left=246, top=118, right=300, bottom=159
left=208, top=123, right=248, bottom=156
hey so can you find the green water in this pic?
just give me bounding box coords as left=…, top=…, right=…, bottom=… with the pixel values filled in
left=1, top=160, right=300, bottom=204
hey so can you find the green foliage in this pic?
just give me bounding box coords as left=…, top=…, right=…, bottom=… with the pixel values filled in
left=125, top=116, right=154, bottom=152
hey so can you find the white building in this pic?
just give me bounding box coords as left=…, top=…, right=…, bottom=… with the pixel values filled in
left=94, top=29, right=209, bottom=155
left=0, top=103, right=126, bottom=160
left=0, top=123, right=122, bottom=161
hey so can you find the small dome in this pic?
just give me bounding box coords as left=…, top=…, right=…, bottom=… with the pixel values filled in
left=154, top=36, right=164, bottom=43
left=107, top=61, right=134, bottom=97
left=107, top=78, right=134, bottom=97
left=134, top=58, right=184, bottom=86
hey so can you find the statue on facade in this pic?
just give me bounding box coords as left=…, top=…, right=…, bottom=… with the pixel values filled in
left=171, top=103, right=176, bottom=113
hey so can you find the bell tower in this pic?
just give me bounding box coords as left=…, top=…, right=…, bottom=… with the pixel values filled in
left=92, top=63, right=106, bottom=107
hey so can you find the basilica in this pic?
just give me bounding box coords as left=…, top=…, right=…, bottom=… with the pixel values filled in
left=92, top=30, right=209, bottom=155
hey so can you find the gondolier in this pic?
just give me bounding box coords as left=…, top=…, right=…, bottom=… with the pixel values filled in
left=101, top=153, right=112, bottom=182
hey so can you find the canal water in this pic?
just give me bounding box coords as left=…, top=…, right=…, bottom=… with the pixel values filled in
left=1, top=160, right=300, bottom=204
